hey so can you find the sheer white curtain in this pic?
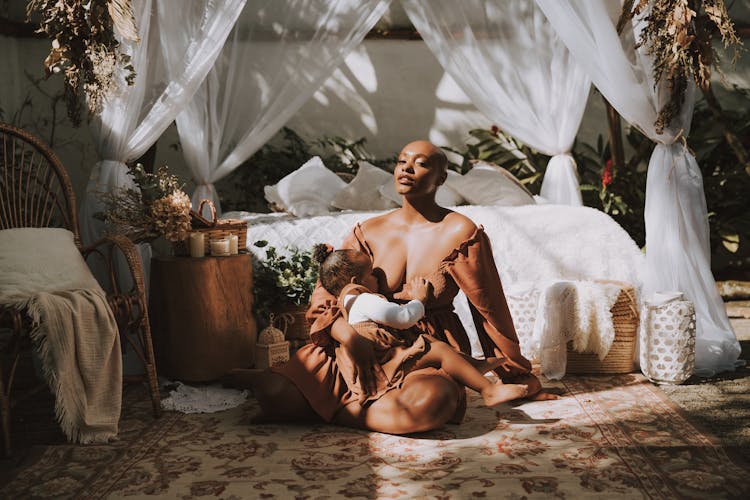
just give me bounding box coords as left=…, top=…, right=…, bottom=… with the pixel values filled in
left=402, top=0, right=590, bottom=206
left=536, top=0, right=742, bottom=375
left=165, top=0, right=391, bottom=213
left=79, top=0, right=245, bottom=247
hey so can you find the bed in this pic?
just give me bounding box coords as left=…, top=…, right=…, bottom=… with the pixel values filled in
left=224, top=203, right=645, bottom=358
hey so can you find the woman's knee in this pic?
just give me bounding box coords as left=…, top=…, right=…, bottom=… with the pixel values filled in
left=397, top=374, right=461, bottom=429
left=253, top=371, right=319, bottom=421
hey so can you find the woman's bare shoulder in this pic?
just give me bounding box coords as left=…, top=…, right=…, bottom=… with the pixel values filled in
left=443, top=211, right=477, bottom=241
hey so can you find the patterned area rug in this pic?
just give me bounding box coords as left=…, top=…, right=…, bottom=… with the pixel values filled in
left=2, top=373, right=749, bottom=499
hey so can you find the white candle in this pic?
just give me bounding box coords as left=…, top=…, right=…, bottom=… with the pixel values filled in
left=229, top=234, right=239, bottom=255
left=210, top=238, right=230, bottom=256
left=189, top=232, right=205, bottom=258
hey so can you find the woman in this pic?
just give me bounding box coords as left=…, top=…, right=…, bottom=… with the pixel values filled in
left=241, top=140, right=554, bottom=434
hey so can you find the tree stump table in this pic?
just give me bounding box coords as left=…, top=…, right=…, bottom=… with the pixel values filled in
left=149, top=254, right=257, bottom=382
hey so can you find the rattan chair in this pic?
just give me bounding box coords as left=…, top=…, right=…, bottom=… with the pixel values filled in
left=0, top=122, right=161, bottom=456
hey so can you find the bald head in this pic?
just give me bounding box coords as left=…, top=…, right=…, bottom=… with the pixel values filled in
left=401, top=140, right=448, bottom=172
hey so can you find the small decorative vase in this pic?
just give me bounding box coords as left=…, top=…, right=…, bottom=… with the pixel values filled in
left=639, top=292, right=696, bottom=385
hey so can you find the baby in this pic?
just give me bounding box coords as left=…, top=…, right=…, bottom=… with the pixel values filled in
left=312, top=244, right=528, bottom=407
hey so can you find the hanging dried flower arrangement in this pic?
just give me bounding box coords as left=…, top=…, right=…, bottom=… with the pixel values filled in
left=26, top=0, right=139, bottom=126
left=619, top=0, right=743, bottom=134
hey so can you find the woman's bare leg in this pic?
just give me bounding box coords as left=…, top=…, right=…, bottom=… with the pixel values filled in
left=226, top=368, right=321, bottom=422
left=333, top=373, right=461, bottom=434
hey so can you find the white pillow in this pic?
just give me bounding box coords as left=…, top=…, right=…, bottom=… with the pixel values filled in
left=378, top=170, right=465, bottom=207
left=264, top=156, right=347, bottom=217
left=332, top=161, right=399, bottom=211
left=451, top=161, right=535, bottom=206
left=0, top=228, right=101, bottom=300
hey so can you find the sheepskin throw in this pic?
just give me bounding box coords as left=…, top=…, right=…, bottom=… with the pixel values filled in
left=528, top=280, right=623, bottom=379
left=0, top=228, right=122, bottom=443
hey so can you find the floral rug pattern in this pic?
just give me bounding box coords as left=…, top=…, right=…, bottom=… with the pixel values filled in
left=2, top=374, right=749, bottom=499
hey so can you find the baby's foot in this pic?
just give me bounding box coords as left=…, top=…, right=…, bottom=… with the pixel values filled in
left=468, top=356, right=506, bottom=374
left=481, top=382, right=528, bottom=406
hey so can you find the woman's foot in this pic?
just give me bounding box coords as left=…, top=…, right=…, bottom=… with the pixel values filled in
left=526, top=390, right=561, bottom=401
left=481, top=382, right=528, bottom=406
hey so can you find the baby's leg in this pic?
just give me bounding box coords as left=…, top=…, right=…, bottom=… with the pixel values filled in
left=422, top=336, right=504, bottom=374
left=414, top=341, right=528, bottom=405
left=460, top=353, right=505, bottom=375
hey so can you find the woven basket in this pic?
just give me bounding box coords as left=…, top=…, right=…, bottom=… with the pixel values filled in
left=275, top=305, right=311, bottom=341
left=174, top=199, right=247, bottom=256
left=566, top=280, right=639, bottom=374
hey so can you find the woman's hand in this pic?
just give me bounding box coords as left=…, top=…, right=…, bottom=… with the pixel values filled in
left=393, top=276, right=432, bottom=303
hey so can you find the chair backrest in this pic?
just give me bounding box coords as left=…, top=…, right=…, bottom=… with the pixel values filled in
left=0, top=123, right=81, bottom=248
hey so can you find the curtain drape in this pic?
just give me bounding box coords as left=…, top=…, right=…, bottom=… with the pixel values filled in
left=166, top=0, right=391, bottom=213
left=402, top=0, right=591, bottom=206
left=536, top=0, right=742, bottom=376
left=79, top=0, right=245, bottom=249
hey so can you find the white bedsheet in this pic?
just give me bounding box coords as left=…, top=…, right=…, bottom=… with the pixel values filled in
left=225, top=205, right=645, bottom=356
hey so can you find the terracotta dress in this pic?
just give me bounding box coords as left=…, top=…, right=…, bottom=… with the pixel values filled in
left=315, top=282, right=429, bottom=405
left=272, top=225, right=539, bottom=422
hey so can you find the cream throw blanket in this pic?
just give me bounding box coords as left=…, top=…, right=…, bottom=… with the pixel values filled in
left=0, top=228, right=122, bottom=443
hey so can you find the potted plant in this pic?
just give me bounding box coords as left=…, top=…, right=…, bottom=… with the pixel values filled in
left=251, top=240, right=319, bottom=342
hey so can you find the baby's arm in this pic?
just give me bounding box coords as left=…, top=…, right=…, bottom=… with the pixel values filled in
left=348, top=293, right=425, bottom=329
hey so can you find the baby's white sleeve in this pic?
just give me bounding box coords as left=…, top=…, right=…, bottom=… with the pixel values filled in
left=347, top=293, right=425, bottom=329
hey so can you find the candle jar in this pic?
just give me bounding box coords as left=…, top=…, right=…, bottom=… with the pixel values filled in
left=229, top=234, right=239, bottom=255
left=188, top=232, right=205, bottom=258
left=210, top=238, right=230, bottom=256
left=639, top=292, right=696, bottom=385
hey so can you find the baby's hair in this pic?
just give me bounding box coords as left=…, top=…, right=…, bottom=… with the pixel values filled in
left=312, top=243, right=369, bottom=296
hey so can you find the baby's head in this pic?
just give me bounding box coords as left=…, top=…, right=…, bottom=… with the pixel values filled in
left=313, top=244, right=378, bottom=296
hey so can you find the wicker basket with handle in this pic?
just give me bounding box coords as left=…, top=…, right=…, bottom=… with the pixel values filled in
left=275, top=305, right=311, bottom=341
left=566, top=280, right=639, bottom=374
left=174, top=199, right=247, bottom=256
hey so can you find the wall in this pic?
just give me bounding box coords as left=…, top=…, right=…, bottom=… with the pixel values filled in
left=1, top=29, right=749, bottom=206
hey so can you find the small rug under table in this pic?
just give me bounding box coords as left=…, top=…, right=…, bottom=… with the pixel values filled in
left=2, top=373, right=749, bottom=499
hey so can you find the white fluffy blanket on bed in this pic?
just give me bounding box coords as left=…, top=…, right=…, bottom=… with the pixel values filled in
left=227, top=204, right=645, bottom=357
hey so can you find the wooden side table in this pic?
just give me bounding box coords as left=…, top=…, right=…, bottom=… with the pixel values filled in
left=149, top=254, right=257, bottom=382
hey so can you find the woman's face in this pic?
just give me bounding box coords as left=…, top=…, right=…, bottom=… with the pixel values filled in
left=394, top=141, right=446, bottom=197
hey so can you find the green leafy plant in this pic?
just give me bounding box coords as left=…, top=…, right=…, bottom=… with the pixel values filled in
left=444, top=126, right=550, bottom=192
left=575, top=132, right=649, bottom=248
left=252, top=240, right=319, bottom=320
left=690, top=86, right=750, bottom=278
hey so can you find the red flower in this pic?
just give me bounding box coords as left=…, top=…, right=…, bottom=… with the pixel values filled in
left=601, top=159, right=613, bottom=187
left=490, top=125, right=500, bottom=137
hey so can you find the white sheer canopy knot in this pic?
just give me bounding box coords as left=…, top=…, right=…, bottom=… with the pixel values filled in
left=403, top=0, right=590, bottom=207
left=539, top=153, right=582, bottom=206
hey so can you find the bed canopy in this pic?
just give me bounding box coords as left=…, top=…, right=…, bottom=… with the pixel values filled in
left=76, top=0, right=741, bottom=377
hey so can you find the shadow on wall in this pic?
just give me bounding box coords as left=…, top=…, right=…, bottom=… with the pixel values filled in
left=285, top=40, right=491, bottom=158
